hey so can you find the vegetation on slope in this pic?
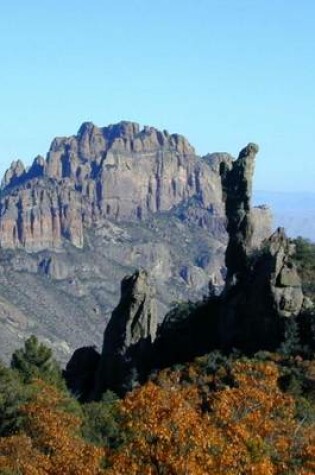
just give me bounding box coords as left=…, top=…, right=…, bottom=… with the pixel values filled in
left=0, top=337, right=314, bottom=474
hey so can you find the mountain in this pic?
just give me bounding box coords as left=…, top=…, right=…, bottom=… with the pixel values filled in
left=254, top=191, right=315, bottom=242
left=0, top=121, right=271, bottom=364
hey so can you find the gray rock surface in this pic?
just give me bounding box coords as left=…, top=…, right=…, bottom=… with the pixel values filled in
left=218, top=141, right=305, bottom=350
left=221, top=142, right=259, bottom=288
left=266, top=228, right=304, bottom=317
left=94, top=269, right=157, bottom=396
left=0, top=121, right=233, bottom=251
left=0, top=213, right=226, bottom=365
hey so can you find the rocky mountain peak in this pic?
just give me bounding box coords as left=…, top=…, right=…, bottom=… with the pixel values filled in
left=238, top=142, right=259, bottom=159
left=1, top=159, right=26, bottom=188
left=104, top=121, right=140, bottom=141
left=0, top=124, right=271, bottom=261
left=77, top=121, right=98, bottom=136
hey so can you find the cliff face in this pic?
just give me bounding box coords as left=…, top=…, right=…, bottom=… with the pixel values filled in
left=0, top=180, right=84, bottom=251
left=0, top=121, right=239, bottom=251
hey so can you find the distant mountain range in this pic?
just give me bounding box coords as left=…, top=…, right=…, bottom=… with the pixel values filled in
left=254, top=191, right=315, bottom=242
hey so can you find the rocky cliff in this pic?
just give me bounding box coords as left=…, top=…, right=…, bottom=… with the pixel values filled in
left=0, top=121, right=270, bottom=252
left=220, top=142, right=259, bottom=288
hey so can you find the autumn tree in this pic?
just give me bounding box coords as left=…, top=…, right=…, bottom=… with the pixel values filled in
left=0, top=380, right=106, bottom=475
left=106, top=380, right=217, bottom=474
left=106, top=359, right=315, bottom=475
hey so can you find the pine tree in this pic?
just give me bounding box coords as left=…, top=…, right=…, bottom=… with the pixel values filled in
left=11, top=335, right=63, bottom=387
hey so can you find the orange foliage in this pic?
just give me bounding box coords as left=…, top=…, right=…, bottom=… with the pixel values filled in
left=106, top=381, right=218, bottom=474
left=0, top=380, right=105, bottom=475
left=0, top=361, right=314, bottom=474
left=107, top=361, right=315, bottom=475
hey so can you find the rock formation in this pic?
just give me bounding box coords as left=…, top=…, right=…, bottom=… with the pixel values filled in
left=219, top=143, right=306, bottom=350
left=266, top=228, right=304, bottom=317
left=153, top=144, right=307, bottom=369
left=0, top=123, right=272, bottom=365
left=220, top=142, right=259, bottom=288
left=220, top=227, right=305, bottom=350
left=0, top=121, right=271, bottom=252
left=93, top=269, right=157, bottom=397
left=0, top=180, right=84, bottom=250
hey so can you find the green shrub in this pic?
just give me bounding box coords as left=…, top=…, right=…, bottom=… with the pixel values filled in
left=81, top=390, right=124, bottom=449
left=10, top=335, right=64, bottom=387
left=0, top=362, right=33, bottom=436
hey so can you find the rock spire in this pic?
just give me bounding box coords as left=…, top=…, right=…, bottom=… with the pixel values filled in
left=94, top=269, right=157, bottom=397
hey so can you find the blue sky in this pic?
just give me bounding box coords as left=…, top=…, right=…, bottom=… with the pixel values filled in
left=0, top=0, right=314, bottom=192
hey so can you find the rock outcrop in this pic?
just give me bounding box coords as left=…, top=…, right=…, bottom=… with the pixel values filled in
left=219, top=143, right=306, bottom=350
left=153, top=144, right=307, bottom=370
left=60, top=140, right=312, bottom=399
left=93, top=269, right=157, bottom=397
left=220, top=142, right=259, bottom=288
left=0, top=180, right=84, bottom=250
left=220, top=227, right=305, bottom=350
left=266, top=228, right=304, bottom=317
left=0, top=121, right=270, bottom=252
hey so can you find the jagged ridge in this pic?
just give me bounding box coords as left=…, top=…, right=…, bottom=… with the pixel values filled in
left=0, top=121, right=270, bottom=251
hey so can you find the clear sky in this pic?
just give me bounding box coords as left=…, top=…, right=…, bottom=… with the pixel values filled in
left=0, top=0, right=314, bottom=192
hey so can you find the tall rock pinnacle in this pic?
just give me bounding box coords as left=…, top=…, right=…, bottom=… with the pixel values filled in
left=221, top=143, right=259, bottom=288
left=219, top=143, right=306, bottom=350
left=94, top=269, right=157, bottom=397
